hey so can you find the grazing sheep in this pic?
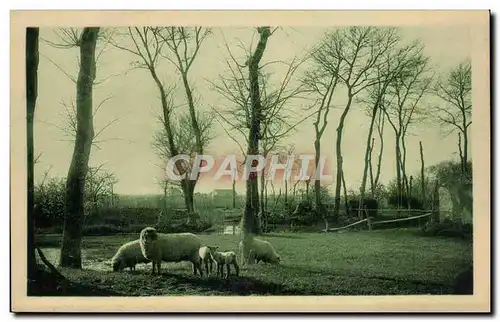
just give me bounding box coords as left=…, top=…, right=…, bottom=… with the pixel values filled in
left=139, top=227, right=203, bottom=276
left=111, top=239, right=150, bottom=272
left=211, top=250, right=239, bottom=278
left=199, top=245, right=218, bottom=276
left=239, top=235, right=280, bottom=265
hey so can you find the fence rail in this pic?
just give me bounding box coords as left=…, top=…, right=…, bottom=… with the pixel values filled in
left=372, top=212, right=432, bottom=225
left=323, top=211, right=434, bottom=233
left=322, top=218, right=368, bottom=233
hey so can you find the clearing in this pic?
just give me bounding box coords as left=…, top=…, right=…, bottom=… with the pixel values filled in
left=35, top=229, right=472, bottom=296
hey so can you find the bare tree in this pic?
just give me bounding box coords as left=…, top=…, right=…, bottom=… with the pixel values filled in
left=40, top=28, right=120, bottom=149
left=381, top=40, right=432, bottom=204
left=111, top=27, right=213, bottom=220
left=313, top=27, right=399, bottom=220
left=419, top=141, right=426, bottom=207
left=301, top=39, right=341, bottom=220
left=156, top=27, right=214, bottom=217
left=357, top=38, right=425, bottom=218
left=60, top=27, right=100, bottom=268
left=85, top=164, right=118, bottom=210
left=209, top=27, right=309, bottom=234
left=27, top=27, right=40, bottom=282
left=433, top=59, right=472, bottom=174
left=371, top=110, right=386, bottom=195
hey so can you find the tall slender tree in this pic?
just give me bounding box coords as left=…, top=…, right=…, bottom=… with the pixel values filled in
left=27, top=27, right=40, bottom=281
left=59, top=27, right=100, bottom=268
left=433, top=59, right=472, bottom=174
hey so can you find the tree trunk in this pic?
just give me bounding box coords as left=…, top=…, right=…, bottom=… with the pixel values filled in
left=263, top=179, right=269, bottom=232
left=358, top=104, right=379, bottom=218
left=242, top=27, right=270, bottom=235
left=181, top=179, right=195, bottom=223
left=181, top=72, right=203, bottom=154
left=314, top=139, right=322, bottom=219
left=60, top=27, right=100, bottom=268
left=284, top=179, right=288, bottom=205
left=26, top=27, right=39, bottom=280
left=374, top=111, right=385, bottom=190
left=341, top=170, right=348, bottom=214
left=419, top=141, right=426, bottom=207
left=461, top=110, right=468, bottom=174
left=260, top=165, right=265, bottom=218
left=232, top=179, right=236, bottom=209
left=458, top=133, right=464, bottom=173
left=369, top=138, right=375, bottom=197
left=394, top=134, right=402, bottom=207
left=333, top=94, right=353, bottom=220
left=401, top=132, right=409, bottom=197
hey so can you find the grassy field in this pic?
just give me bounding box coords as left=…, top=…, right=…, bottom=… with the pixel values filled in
left=35, top=229, right=472, bottom=296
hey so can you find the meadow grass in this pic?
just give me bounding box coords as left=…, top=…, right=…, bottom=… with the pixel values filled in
left=35, top=229, right=472, bottom=296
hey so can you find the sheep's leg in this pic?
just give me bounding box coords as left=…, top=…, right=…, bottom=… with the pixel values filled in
left=205, top=260, right=209, bottom=276
left=156, top=261, right=162, bottom=275
left=233, top=261, right=240, bottom=277
left=221, top=263, right=226, bottom=279
left=248, top=250, right=255, bottom=265
left=225, top=263, right=231, bottom=279
left=197, top=261, right=204, bottom=277
left=217, top=262, right=223, bottom=278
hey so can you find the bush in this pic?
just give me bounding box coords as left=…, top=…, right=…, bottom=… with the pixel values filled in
left=346, top=198, right=379, bottom=218
left=420, top=219, right=472, bottom=240
left=387, top=194, right=424, bottom=210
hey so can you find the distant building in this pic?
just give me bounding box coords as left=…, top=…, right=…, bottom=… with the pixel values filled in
left=211, top=189, right=234, bottom=199
left=211, top=189, right=235, bottom=208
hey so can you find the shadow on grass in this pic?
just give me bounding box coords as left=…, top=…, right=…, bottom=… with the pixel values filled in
left=156, top=271, right=309, bottom=295
left=281, top=264, right=452, bottom=293
left=27, top=270, right=121, bottom=297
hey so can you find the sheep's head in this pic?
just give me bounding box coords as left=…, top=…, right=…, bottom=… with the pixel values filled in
left=270, top=253, right=281, bottom=264
left=207, top=246, right=219, bottom=260
left=140, top=227, right=158, bottom=243
left=112, top=259, right=125, bottom=272
left=207, top=246, right=219, bottom=253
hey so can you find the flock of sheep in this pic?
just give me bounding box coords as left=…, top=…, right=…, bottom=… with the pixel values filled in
left=110, top=227, right=281, bottom=279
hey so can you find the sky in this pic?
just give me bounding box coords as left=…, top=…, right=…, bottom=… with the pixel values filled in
left=33, top=26, right=472, bottom=196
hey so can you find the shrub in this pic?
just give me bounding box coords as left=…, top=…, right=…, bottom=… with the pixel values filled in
left=420, top=219, right=472, bottom=240
left=387, top=194, right=425, bottom=210
left=346, top=198, right=379, bottom=218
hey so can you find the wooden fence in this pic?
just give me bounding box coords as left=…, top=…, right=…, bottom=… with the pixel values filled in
left=322, top=208, right=438, bottom=233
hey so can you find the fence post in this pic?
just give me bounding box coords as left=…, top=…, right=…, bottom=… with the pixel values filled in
left=367, top=216, right=372, bottom=231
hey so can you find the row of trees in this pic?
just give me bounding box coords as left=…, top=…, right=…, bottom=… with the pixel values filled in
left=34, top=165, right=117, bottom=228
left=27, top=26, right=472, bottom=278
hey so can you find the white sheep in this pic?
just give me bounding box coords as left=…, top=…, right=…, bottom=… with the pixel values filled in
left=210, top=250, right=240, bottom=278
left=139, top=227, right=203, bottom=276
left=198, top=245, right=217, bottom=276
left=239, top=235, right=280, bottom=265
left=111, top=239, right=150, bottom=272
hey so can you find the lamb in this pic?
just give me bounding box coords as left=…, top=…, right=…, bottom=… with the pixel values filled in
left=111, top=239, right=150, bottom=272
left=210, top=250, right=239, bottom=278
left=239, top=235, right=280, bottom=265
left=139, top=227, right=204, bottom=276
left=198, top=245, right=217, bottom=276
